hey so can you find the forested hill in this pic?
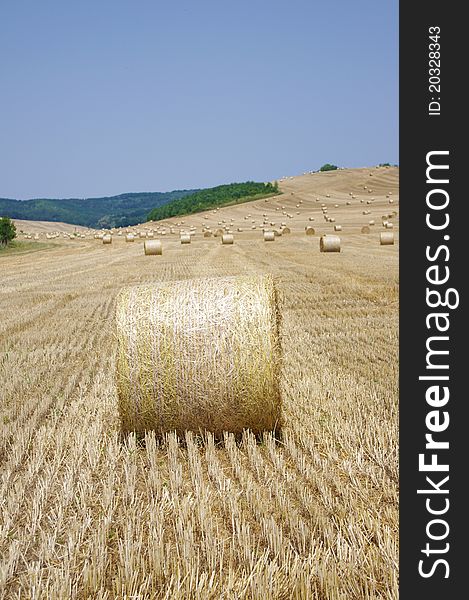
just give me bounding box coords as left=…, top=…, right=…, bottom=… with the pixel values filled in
left=147, top=181, right=279, bottom=221
left=0, top=190, right=198, bottom=229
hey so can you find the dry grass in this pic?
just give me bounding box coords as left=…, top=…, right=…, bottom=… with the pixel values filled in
left=0, top=167, right=399, bottom=599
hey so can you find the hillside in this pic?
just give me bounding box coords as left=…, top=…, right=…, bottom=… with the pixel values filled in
left=147, top=181, right=279, bottom=221
left=0, top=190, right=198, bottom=229
left=1, top=166, right=399, bottom=598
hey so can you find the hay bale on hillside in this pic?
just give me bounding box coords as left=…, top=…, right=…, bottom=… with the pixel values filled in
left=103, top=234, right=112, bottom=244
left=180, top=234, right=191, bottom=244
left=115, top=275, right=281, bottom=436
left=305, top=227, right=315, bottom=235
left=361, top=226, right=371, bottom=234
left=281, top=227, right=291, bottom=234
left=334, top=225, right=342, bottom=231
left=320, top=235, right=341, bottom=252
left=126, top=234, right=135, bottom=242
left=380, top=232, right=395, bottom=245
left=222, top=234, right=234, bottom=244
left=144, top=240, right=162, bottom=255
left=204, top=231, right=212, bottom=238
left=263, top=231, right=275, bottom=242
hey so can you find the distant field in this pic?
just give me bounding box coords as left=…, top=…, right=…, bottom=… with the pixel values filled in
left=0, top=167, right=399, bottom=599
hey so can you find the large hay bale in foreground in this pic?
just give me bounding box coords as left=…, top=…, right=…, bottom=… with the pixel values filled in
left=115, top=275, right=281, bottom=436
left=263, top=231, right=275, bottom=242
left=144, top=240, right=163, bottom=255
left=180, top=234, right=191, bottom=244
left=380, top=232, right=395, bottom=245
left=320, top=235, right=341, bottom=252
left=103, top=234, right=112, bottom=244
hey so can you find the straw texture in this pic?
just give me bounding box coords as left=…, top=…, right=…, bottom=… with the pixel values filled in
left=115, top=275, right=281, bottom=436
left=263, top=231, right=275, bottom=242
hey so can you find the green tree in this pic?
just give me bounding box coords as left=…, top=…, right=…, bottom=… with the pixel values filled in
left=0, top=216, right=16, bottom=246
left=319, top=164, right=338, bottom=172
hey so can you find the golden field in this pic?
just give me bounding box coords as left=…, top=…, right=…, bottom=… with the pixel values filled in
left=1, top=166, right=399, bottom=599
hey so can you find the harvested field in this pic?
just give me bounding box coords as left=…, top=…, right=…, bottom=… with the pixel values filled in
left=0, top=167, right=399, bottom=599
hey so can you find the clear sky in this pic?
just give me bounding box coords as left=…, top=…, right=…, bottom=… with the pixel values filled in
left=1, top=0, right=398, bottom=199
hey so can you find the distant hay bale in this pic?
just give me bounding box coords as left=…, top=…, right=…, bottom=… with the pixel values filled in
left=103, top=234, right=112, bottom=244
left=380, top=232, right=395, bottom=245
left=222, top=234, right=234, bottom=244
left=126, top=234, right=135, bottom=242
left=309, top=217, right=315, bottom=221
left=305, top=226, right=315, bottom=235
left=369, top=220, right=375, bottom=226
left=214, top=228, right=224, bottom=237
left=263, top=231, right=275, bottom=242
left=273, top=229, right=282, bottom=237
left=204, top=231, right=212, bottom=238
left=334, top=225, right=342, bottom=231
left=346, top=201, right=351, bottom=205
left=389, top=199, right=394, bottom=204
left=180, top=234, right=191, bottom=244
left=281, top=226, right=291, bottom=234
left=361, top=226, right=371, bottom=234
left=329, top=217, right=336, bottom=223
left=320, top=235, right=341, bottom=252
left=115, top=275, right=281, bottom=436
left=144, top=240, right=162, bottom=255
left=385, top=222, right=394, bottom=229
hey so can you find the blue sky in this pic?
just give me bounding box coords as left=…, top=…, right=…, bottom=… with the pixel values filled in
left=1, top=0, right=398, bottom=199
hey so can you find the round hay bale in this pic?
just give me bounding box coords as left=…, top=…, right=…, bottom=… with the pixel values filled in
left=126, top=234, right=135, bottom=242
left=204, top=231, right=212, bottom=238
left=380, top=232, right=395, bottom=245
left=102, top=234, right=112, bottom=244
left=180, top=234, right=191, bottom=244
left=273, top=229, right=282, bottom=237
left=361, top=226, right=371, bottom=234
left=281, top=226, right=291, bottom=234
left=115, top=275, right=281, bottom=436
left=221, top=234, right=234, bottom=245
left=214, top=228, right=224, bottom=237
left=369, top=220, right=375, bottom=226
left=334, top=225, right=342, bottom=231
left=385, top=222, right=394, bottom=229
left=320, top=235, right=341, bottom=253
left=305, top=226, right=315, bottom=235
left=263, top=231, right=275, bottom=242
left=144, top=240, right=162, bottom=255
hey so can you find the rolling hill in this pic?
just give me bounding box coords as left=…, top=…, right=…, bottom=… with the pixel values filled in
left=0, top=190, right=198, bottom=229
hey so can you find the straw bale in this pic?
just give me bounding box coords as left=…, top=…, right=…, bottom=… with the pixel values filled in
left=380, top=232, right=395, bottom=245
left=103, top=234, right=112, bottom=244
left=180, top=234, right=191, bottom=244
left=263, top=231, right=275, bottom=241
left=144, top=240, right=163, bottom=255
left=222, top=234, right=234, bottom=244
left=305, top=227, right=315, bottom=235
left=320, top=235, right=341, bottom=252
left=115, top=275, right=281, bottom=436
left=361, top=226, right=370, bottom=234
